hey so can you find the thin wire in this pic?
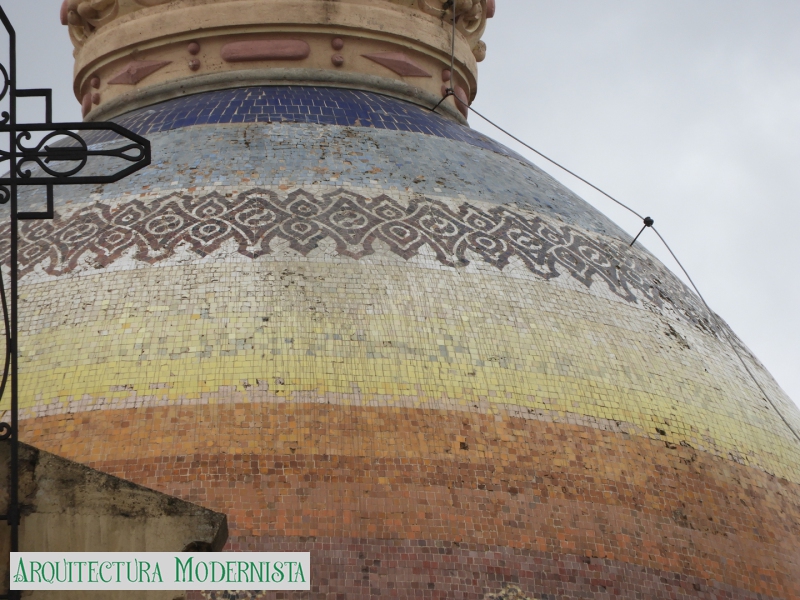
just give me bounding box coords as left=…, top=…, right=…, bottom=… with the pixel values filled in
left=451, top=100, right=645, bottom=220
left=652, top=227, right=800, bottom=443
left=629, top=223, right=648, bottom=247
left=449, top=1, right=456, bottom=81
left=428, top=2, right=457, bottom=114
left=629, top=217, right=654, bottom=247
left=430, top=89, right=453, bottom=113
left=444, top=92, right=800, bottom=447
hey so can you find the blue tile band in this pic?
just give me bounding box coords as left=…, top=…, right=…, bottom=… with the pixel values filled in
left=101, top=87, right=516, bottom=157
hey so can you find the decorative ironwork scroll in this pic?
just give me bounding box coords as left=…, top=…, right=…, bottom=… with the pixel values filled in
left=0, top=7, right=150, bottom=599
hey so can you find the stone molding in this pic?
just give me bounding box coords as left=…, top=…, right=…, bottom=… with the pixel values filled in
left=65, top=0, right=491, bottom=51
left=83, top=68, right=468, bottom=124
left=66, top=0, right=492, bottom=120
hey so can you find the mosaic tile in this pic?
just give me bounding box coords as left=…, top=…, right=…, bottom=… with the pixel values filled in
left=3, top=188, right=711, bottom=327
left=32, top=407, right=800, bottom=599
left=4, top=86, right=799, bottom=599
left=16, top=92, right=631, bottom=241
left=87, top=87, right=514, bottom=157
left=10, top=242, right=799, bottom=479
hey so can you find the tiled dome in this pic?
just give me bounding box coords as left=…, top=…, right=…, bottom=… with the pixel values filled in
left=8, top=0, right=799, bottom=596
left=9, top=85, right=800, bottom=598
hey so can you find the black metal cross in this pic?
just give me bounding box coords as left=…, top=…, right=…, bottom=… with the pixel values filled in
left=0, top=8, right=150, bottom=598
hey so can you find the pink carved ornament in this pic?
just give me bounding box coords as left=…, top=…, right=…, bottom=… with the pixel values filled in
left=109, top=60, right=171, bottom=85
left=221, top=40, right=311, bottom=62
left=362, top=52, right=432, bottom=77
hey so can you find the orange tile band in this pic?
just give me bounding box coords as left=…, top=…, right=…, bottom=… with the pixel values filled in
left=24, top=403, right=800, bottom=598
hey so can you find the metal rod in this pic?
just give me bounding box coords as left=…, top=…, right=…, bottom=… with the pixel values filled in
left=6, top=11, right=20, bottom=599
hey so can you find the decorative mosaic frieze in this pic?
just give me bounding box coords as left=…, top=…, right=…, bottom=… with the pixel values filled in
left=1, top=187, right=711, bottom=327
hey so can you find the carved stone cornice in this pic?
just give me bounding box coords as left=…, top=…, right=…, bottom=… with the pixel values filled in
left=65, top=0, right=493, bottom=53
left=62, top=0, right=494, bottom=121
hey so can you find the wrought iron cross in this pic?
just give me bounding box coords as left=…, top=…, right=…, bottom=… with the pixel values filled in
left=0, top=8, right=150, bottom=598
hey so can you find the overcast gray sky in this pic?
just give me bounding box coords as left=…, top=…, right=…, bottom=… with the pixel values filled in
left=475, top=1, right=800, bottom=408
left=2, top=1, right=798, bottom=408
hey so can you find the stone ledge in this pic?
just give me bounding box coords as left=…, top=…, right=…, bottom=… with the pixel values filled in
left=0, top=442, right=228, bottom=600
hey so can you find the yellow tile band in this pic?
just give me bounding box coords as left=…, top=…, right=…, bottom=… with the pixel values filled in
left=8, top=259, right=799, bottom=481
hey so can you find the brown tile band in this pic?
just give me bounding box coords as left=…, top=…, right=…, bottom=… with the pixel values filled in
left=23, top=403, right=800, bottom=598
left=186, top=535, right=784, bottom=599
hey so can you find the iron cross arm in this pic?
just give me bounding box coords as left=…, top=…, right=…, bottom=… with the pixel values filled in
left=0, top=120, right=151, bottom=187
left=0, top=9, right=151, bottom=600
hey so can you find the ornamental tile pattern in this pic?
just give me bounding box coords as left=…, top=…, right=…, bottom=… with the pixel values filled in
left=3, top=187, right=707, bottom=321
